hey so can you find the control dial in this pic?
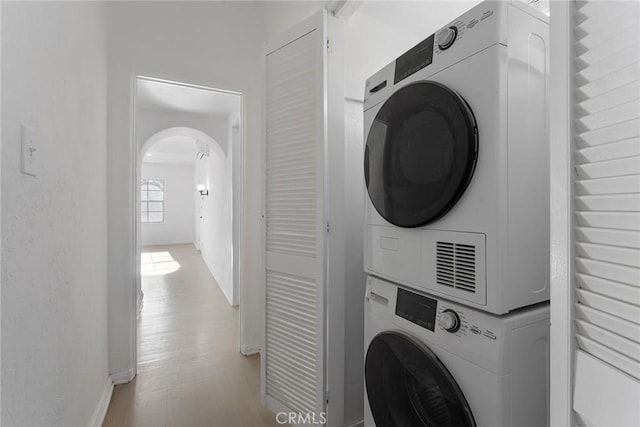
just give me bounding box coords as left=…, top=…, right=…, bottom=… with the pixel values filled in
left=437, top=26, right=458, bottom=50
left=439, top=309, right=461, bottom=333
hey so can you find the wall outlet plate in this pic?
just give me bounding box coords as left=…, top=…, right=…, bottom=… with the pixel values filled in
left=21, top=125, right=37, bottom=177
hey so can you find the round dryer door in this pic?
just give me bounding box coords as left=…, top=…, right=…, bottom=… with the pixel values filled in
left=365, top=332, right=476, bottom=427
left=364, top=81, right=478, bottom=228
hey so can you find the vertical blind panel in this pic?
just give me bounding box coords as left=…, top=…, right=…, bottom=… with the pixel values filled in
left=265, top=270, right=318, bottom=415
left=573, top=0, right=640, bottom=405
left=266, top=30, right=318, bottom=257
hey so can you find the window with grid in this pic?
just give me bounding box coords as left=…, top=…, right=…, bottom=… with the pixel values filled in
left=141, top=179, right=164, bottom=223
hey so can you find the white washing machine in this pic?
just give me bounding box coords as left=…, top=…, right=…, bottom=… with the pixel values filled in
left=363, top=1, right=550, bottom=314
left=364, top=276, right=550, bottom=427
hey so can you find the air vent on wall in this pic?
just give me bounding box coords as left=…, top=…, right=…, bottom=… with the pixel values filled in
left=436, top=241, right=476, bottom=293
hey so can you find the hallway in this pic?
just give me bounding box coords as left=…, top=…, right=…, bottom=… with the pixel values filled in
left=103, top=244, right=280, bottom=427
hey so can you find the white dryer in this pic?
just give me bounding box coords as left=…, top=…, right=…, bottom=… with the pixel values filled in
left=364, top=276, right=550, bottom=427
left=363, top=1, right=550, bottom=314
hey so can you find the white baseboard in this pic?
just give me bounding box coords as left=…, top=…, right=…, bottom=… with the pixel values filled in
left=141, top=240, right=194, bottom=247
left=202, top=254, right=234, bottom=306
left=90, top=377, right=113, bottom=427
left=110, top=368, right=135, bottom=385
left=241, top=344, right=261, bottom=356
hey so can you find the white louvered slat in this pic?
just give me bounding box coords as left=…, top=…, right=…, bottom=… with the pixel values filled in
left=576, top=336, right=640, bottom=381
left=572, top=1, right=640, bottom=419
left=575, top=194, right=640, bottom=211
left=575, top=43, right=640, bottom=85
left=576, top=304, right=640, bottom=343
left=576, top=227, right=640, bottom=248
left=266, top=29, right=318, bottom=258
left=576, top=242, right=640, bottom=267
left=576, top=320, right=640, bottom=361
left=577, top=274, right=640, bottom=309
left=576, top=81, right=640, bottom=116
left=575, top=62, right=640, bottom=102
left=575, top=155, right=640, bottom=179
left=263, top=13, right=326, bottom=421
left=576, top=137, right=640, bottom=163
left=266, top=270, right=319, bottom=415
left=576, top=175, right=640, bottom=196
left=576, top=117, right=640, bottom=147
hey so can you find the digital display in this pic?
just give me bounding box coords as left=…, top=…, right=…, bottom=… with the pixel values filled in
left=394, top=34, right=435, bottom=84
left=395, top=288, right=438, bottom=331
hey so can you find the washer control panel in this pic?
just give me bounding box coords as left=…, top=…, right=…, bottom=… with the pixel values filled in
left=395, top=287, right=438, bottom=332
left=435, top=303, right=500, bottom=342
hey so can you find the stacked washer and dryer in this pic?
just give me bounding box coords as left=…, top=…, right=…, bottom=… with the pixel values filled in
left=362, top=2, right=551, bottom=426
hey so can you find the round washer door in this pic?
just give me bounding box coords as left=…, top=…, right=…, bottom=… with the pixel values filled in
left=364, top=81, right=478, bottom=228
left=365, top=332, right=476, bottom=427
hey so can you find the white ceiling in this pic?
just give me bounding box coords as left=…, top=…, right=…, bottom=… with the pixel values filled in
left=137, top=78, right=241, bottom=116
left=143, top=136, right=199, bottom=165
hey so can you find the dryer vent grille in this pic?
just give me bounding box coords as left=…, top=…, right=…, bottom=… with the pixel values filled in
left=436, top=242, right=476, bottom=293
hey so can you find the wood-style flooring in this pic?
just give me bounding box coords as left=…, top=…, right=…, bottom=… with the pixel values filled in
left=103, top=244, right=282, bottom=427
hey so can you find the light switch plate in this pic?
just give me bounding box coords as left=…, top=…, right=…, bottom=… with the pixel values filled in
left=21, top=125, right=37, bottom=177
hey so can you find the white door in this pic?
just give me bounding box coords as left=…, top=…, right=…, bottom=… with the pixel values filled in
left=262, top=10, right=328, bottom=422
left=550, top=1, right=640, bottom=426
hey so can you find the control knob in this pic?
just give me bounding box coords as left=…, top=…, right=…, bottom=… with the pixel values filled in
left=439, top=309, right=461, bottom=333
left=437, top=26, right=458, bottom=50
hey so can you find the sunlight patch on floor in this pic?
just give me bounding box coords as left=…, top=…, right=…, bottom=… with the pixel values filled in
left=141, top=251, right=181, bottom=276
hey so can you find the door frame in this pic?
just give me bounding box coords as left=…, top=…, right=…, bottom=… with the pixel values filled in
left=131, top=75, right=247, bottom=373
left=548, top=1, right=575, bottom=426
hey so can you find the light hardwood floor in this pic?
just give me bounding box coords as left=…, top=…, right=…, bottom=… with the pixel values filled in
left=103, top=244, right=283, bottom=427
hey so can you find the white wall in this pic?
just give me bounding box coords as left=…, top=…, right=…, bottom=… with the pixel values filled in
left=1, top=2, right=110, bottom=425
left=194, top=114, right=236, bottom=305
left=141, top=162, right=195, bottom=246
left=106, top=1, right=265, bottom=377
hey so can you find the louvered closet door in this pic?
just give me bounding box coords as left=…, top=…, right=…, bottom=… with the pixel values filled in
left=571, top=2, right=640, bottom=426
left=262, top=11, right=327, bottom=420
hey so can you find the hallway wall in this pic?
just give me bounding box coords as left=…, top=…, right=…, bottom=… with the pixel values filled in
left=1, top=2, right=110, bottom=425
left=106, top=1, right=265, bottom=378
left=141, top=163, right=195, bottom=246
left=194, top=113, right=237, bottom=306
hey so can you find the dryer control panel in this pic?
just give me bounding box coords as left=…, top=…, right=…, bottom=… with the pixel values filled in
left=393, top=34, right=434, bottom=84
